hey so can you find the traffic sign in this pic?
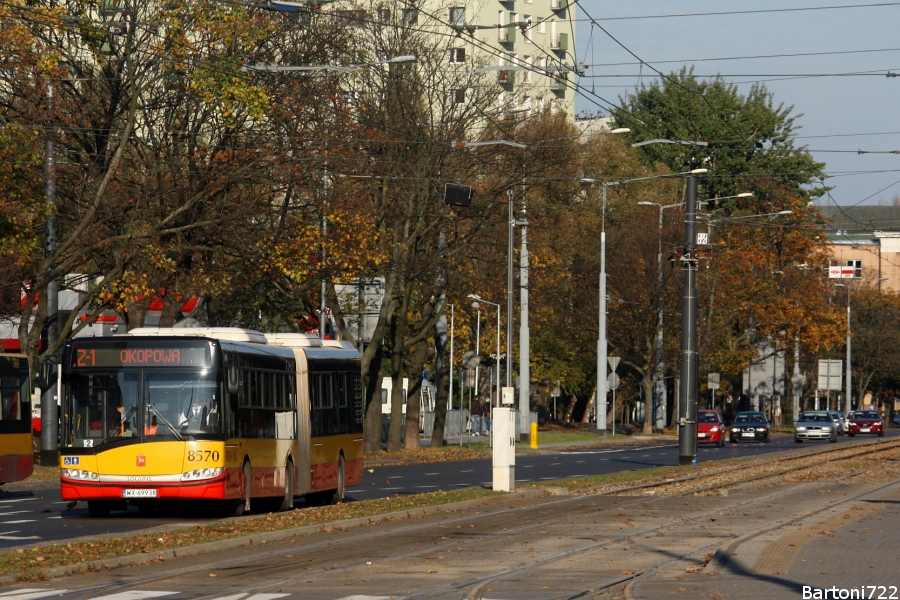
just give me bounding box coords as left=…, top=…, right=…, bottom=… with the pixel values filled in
left=828, top=265, right=857, bottom=279
left=708, top=372, right=720, bottom=390
left=607, top=373, right=621, bottom=390
left=607, top=356, right=621, bottom=372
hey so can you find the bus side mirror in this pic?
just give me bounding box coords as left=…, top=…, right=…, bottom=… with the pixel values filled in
left=226, top=366, right=239, bottom=396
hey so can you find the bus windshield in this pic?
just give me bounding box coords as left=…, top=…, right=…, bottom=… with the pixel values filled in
left=66, top=369, right=219, bottom=448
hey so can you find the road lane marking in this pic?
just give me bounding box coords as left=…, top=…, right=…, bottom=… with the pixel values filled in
left=1, top=520, right=35, bottom=525
left=0, top=531, right=40, bottom=541
left=91, top=592, right=178, bottom=600
left=0, top=590, right=69, bottom=599
left=425, top=473, right=440, bottom=476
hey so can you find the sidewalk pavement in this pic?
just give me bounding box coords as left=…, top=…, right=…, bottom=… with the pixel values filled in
left=627, top=476, right=900, bottom=599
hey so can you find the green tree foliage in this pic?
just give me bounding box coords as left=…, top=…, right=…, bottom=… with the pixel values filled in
left=614, top=67, right=827, bottom=206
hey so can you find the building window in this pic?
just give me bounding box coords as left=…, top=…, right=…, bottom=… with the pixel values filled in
left=447, top=89, right=465, bottom=105
left=332, top=10, right=367, bottom=27
left=448, top=48, right=466, bottom=63
left=377, top=9, right=390, bottom=23
left=402, top=8, right=418, bottom=25
left=449, top=7, right=466, bottom=25
left=847, top=259, right=862, bottom=278
left=524, top=15, right=533, bottom=43
left=524, top=56, right=532, bottom=83
left=537, top=18, right=546, bottom=33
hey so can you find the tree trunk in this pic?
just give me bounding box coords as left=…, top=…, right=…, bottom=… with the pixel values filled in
left=430, top=342, right=451, bottom=448
left=581, top=389, right=595, bottom=423
left=641, top=372, right=654, bottom=434
left=362, top=350, right=385, bottom=455
left=404, top=339, right=429, bottom=450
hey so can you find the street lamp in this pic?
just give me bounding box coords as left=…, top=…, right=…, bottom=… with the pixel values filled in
left=834, top=283, right=852, bottom=413
left=638, top=192, right=755, bottom=431
left=471, top=301, right=482, bottom=399
left=241, top=55, right=417, bottom=73
left=468, top=294, right=501, bottom=407
left=581, top=169, right=708, bottom=436
left=637, top=200, right=682, bottom=431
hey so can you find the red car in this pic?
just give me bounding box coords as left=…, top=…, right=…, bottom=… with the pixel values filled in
left=697, top=409, right=726, bottom=447
left=847, top=410, right=885, bottom=437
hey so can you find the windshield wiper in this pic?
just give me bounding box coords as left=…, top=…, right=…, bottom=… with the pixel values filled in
left=147, top=404, right=184, bottom=441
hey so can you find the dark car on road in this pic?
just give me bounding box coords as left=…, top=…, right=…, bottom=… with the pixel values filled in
left=794, top=411, right=838, bottom=443
left=697, top=410, right=726, bottom=447
left=729, top=411, right=772, bottom=443
left=847, top=410, right=884, bottom=437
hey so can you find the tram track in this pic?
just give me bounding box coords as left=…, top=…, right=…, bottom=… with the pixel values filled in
left=21, top=437, right=900, bottom=600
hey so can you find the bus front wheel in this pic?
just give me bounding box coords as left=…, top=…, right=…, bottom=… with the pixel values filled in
left=233, top=461, right=252, bottom=516
left=87, top=500, right=111, bottom=518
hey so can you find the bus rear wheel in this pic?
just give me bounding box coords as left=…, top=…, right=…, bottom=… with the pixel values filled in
left=308, top=455, right=345, bottom=506
left=279, top=459, right=295, bottom=512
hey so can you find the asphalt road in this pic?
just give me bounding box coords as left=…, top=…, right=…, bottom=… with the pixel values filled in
left=1, top=429, right=896, bottom=551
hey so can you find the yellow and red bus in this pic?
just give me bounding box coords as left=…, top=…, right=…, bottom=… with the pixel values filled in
left=58, top=328, right=363, bottom=517
left=0, top=353, right=33, bottom=486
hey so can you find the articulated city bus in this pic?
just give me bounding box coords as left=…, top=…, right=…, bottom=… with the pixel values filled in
left=0, top=353, right=33, bottom=486
left=59, top=328, right=363, bottom=517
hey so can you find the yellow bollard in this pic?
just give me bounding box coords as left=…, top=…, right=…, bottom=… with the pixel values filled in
left=530, top=421, right=538, bottom=449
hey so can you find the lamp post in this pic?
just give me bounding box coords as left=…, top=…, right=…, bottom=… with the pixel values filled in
left=637, top=200, right=682, bottom=432
left=468, top=294, right=500, bottom=406
left=471, top=301, right=482, bottom=398
left=581, top=168, right=708, bottom=436
left=638, top=192, right=754, bottom=431
left=834, top=283, right=852, bottom=413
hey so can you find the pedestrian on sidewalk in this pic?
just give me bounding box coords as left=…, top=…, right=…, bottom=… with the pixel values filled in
left=470, top=397, right=482, bottom=436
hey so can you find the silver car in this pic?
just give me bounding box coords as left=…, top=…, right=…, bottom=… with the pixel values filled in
left=826, top=410, right=847, bottom=435
left=795, top=411, right=838, bottom=443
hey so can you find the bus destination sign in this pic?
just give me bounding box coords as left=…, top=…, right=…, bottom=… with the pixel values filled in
left=72, top=345, right=210, bottom=368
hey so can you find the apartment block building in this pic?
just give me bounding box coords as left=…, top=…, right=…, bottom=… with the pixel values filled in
left=818, top=205, right=900, bottom=292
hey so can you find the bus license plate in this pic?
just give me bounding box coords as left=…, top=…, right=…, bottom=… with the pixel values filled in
left=123, top=489, right=157, bottom=498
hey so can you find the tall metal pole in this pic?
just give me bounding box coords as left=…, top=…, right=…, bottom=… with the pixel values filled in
left=496, top=306, right=501, bottom=407
left=519, top=204, right=530, bottom=442
left=845, top=290, right=852, bottom=413
left=448, top=304, right=454, bottom=411
left=506, top=189, right=514, bottom=392
left=654, top=207, right=665, bottom=432
left=678, top=177, right=699, bottom=466
left=41, top=80, right=59, bottom=467
left=597, top=185, right=608, bottom=435
left=473, top=304, right=481, bottom=397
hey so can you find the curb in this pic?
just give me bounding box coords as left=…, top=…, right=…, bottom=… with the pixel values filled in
left=0, top=488, right=547, bottom=585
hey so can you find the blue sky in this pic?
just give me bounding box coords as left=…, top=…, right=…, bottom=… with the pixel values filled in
left=573, top=1, right=900, bottom=207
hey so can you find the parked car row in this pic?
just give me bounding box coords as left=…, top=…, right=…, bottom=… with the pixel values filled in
left=697, top=410, right=772, bottom=446
left=697, top=408, right=889, bottom=447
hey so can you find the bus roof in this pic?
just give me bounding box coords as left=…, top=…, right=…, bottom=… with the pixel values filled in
left=124, top=327, right=268, bottom=344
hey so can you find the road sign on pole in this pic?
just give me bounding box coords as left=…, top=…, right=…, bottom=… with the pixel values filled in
left=608, top=356, right=620, bottom=372
left=708, top=372, right=720, bottom=390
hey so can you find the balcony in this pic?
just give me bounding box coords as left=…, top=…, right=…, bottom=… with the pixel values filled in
left=549, top=77, right=567, bottom=91
left=498, top=70, right=516, bottom=85
left=550, top=33, right=568, bottom=51
left=498, top=25, right=516, bottom=43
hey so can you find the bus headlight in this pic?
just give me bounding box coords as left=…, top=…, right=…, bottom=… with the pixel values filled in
left=62, top=468, right=99, bottom=480
left=181, top=467, right=224, bottom=482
